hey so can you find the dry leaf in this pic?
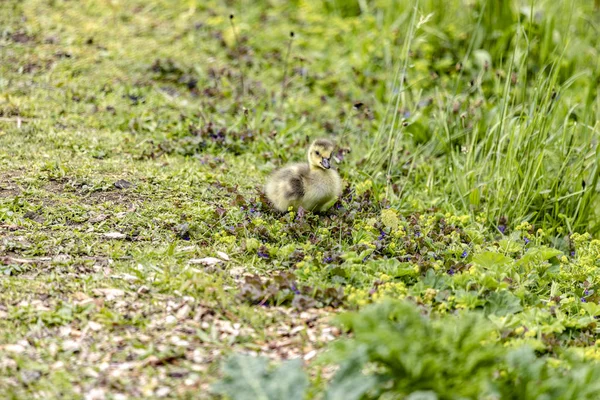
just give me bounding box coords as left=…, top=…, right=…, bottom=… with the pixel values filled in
left=111, top=273, right=138, bottom=282
left=103, top=232, right=126, bottom=239
left=1, top=344, right=26, bottom=353
left=303, top=350, right=317, bottom=361
left=88, top=321, right=102, bottom=331
left=89, top=214, right=109, bottom=223
left=92, top=288, right=125, bottom=300
left=85, top=388, right=106, bottom=400
left=189, top=257, right=224, bottom=267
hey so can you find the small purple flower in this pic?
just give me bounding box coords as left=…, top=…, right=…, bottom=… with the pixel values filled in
left=499, top=225, right=506, bottom=234
left=415, top=232, right=421, bottom=238
left=291, top=283, right=300, bottom=295
left=447, top=268, right=455, bottom=275
left=581, top=297, right=587, bottom=303
left=584, top=289, right=590, bottom=296
left=257, top=251, right=269, bottom=259
left=524, top=237, right=530, bottom=245
left=378, top=229, right=387, bottom=240
left=571, top=251, right=576, bottom=257
left=323, top=256, right=333, bottom=264
left=461, top=250, right=468, bottom=258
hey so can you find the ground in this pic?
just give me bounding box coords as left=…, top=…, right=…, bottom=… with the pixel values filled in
left=1, top=0, right=600, bottom=399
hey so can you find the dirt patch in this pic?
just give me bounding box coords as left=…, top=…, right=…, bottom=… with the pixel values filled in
left=41, top=180, right=144, bottom=206
left=42, top=181, right=65, bottom=195
left=0, top=171, right=23, bottom=198
left=10, top=30, right=36, bottom=44
left=80, top=189, right=144, bottom=206
left=0, top=187, right=20, bottom=198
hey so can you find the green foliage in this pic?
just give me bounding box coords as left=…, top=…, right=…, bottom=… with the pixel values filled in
left=218, top=301, right=600, bottom=399
left=212, top=354, right=308, bottom=400
left=484, top=290, right=522, bottom=316
left=330, top=301, right=502, bottom=398
left=360, top=0, right=600, bottom=233
left=2, top=0, right=600, bottom=397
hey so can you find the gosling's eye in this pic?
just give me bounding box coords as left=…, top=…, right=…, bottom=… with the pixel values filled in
left=315, top=151, right=320, bottom=156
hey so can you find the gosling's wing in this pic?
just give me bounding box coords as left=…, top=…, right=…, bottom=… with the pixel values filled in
left=282, top=164, right=309, bottom=201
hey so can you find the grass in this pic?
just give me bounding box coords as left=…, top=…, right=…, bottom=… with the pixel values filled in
left=1, top=0, right=600, bottom=398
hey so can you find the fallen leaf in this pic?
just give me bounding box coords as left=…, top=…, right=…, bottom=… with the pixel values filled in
left=189, top=257, right=224, bottom=267
left=178, top=245, right=196, bottom=253
left=229, top=266, right=246, bottom=277
left=92, top=288, right=125, bottom=300
left=1, top=344, right=26, bottom=353
left=176, top=304, right=192, bottom=319
left=73, top=292, right=90, bottom=301
left=89, top=214, right=109, bottom=223
left=217, top=251, right=230, bottom=261
left=303, top=350, right=317, bottom=361
left=62, top=340, right=81, bottom=352
left=137, top=285, right=150, bottom=294
left=103, top=232, right=126, bottom=239
left=1, top=256, right=52, bottom=264
left=111, top=273, right=139, bottom=282
left=53, top=254, right=71, bottom=263
left=88, top=321, right=102, bottom=331
left=85, top=388, right=106, bottom=400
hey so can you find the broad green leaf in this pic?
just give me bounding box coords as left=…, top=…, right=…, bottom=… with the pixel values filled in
left=212, top=354, right=307, bottom=400
left=267, top=359, right=309, bottom=400
left=498, top=239, right=522, bottom=253
left=517, top=247, right=563, bottom=266
left=472, top=252, right=512, bottom=269
left=406, top=391, right=439, bottom=400
left=325, top=347, right=378, bottom=400
left=484, top=291, right=523, bottom=316
left=581, top=302, right=600, bottom=317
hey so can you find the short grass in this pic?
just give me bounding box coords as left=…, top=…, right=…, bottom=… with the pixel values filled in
left=1, top=0, right=600, bottom=399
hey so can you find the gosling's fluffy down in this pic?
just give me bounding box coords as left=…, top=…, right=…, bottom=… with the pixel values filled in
left=265, top=139, right=342, bottom=212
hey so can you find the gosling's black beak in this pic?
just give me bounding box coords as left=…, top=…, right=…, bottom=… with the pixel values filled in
left=321, top=157, right=330, bottom=169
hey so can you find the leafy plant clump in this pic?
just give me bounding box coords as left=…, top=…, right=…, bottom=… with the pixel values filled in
left=216, top=300, right=600, bottom=400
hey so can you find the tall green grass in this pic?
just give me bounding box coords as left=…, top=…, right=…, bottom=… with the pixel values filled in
left=358, top=0, right=600, bottom=234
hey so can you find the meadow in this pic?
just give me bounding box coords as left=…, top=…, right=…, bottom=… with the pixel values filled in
left=1, top=0, right=600, bottom=398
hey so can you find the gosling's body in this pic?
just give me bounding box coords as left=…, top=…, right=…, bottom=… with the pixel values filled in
left=265, top=139, right=342, bottom=213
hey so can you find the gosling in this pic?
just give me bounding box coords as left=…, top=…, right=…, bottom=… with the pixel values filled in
left=265, top=139, right=342, bottom=213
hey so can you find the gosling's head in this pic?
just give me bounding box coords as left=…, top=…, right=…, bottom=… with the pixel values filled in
left=307, top=139, right=335, bottom=170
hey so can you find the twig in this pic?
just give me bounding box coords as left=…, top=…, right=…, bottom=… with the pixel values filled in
left=229, top=14, right=245, bottom=97
left=279, top=31, right=295, bottom=113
